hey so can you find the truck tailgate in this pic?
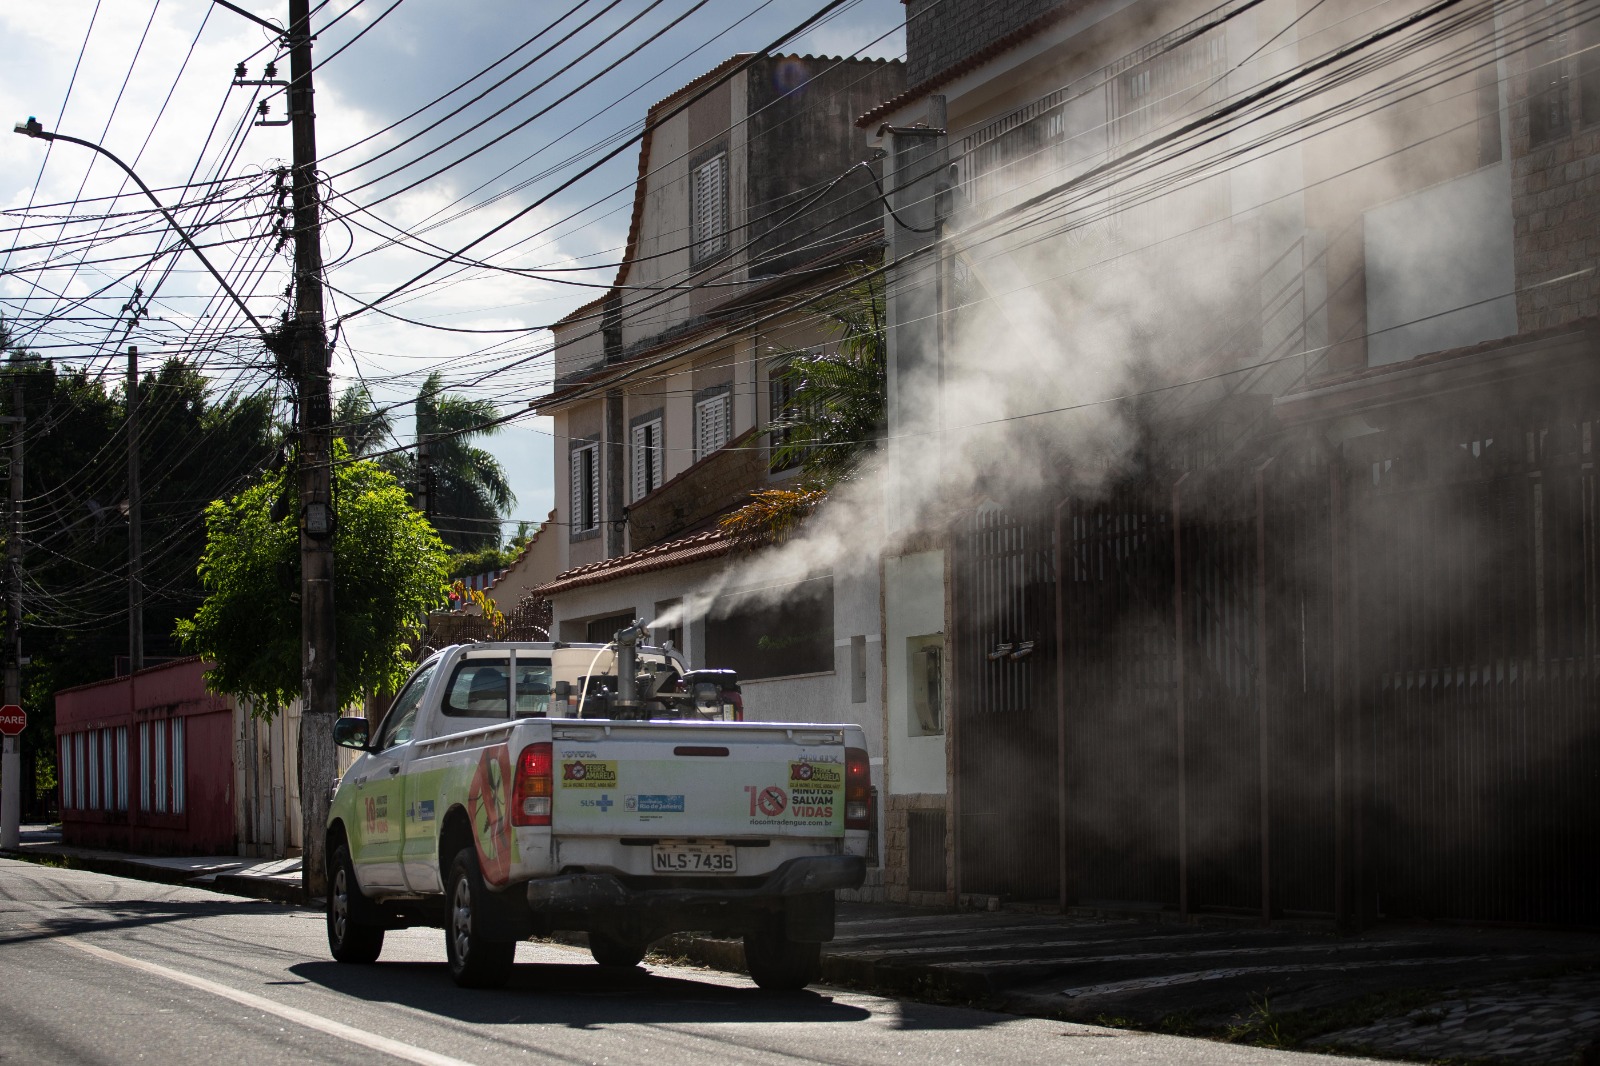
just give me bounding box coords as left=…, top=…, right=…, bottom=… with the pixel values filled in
left=550, top=722, right=850, bottom=840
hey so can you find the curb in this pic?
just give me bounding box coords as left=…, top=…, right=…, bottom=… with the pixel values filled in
left=653, top=932, right=996, bottom=1003
left=2, top=847, right=309, bottom=906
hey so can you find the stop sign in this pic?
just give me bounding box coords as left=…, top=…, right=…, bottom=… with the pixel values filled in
left=0, top=705, right=24, bottom=736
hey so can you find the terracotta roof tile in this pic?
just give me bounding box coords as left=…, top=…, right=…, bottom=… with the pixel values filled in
left=532, top=529, right=736, bottom=597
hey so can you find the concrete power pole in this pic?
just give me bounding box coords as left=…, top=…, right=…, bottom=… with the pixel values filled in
left=127, top=346, right=143, bottom=673
left=287, top=0, right=337, bottom=897
left=1, top=378, right=23, bottom=850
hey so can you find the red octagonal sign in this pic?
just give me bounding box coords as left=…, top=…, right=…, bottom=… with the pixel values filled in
left=0, top=704, right=25, bottom=736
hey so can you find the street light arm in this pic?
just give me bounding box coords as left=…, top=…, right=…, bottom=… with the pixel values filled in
left=210, top=0, right=286, bottom=37
left=12, top=120, right=270, bottom=339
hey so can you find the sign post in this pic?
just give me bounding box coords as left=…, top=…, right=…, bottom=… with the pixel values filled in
left=0, top=704, right=22, bottom=849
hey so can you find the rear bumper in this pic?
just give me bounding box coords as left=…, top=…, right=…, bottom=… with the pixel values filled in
left=525, top=854, right=865, bottom=912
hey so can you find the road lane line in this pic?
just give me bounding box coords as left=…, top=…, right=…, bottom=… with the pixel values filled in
left=61, top=938, right=479, bottom=1066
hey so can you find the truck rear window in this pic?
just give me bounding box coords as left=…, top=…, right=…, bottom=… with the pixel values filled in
left=441, top=656, right=552, bottom=718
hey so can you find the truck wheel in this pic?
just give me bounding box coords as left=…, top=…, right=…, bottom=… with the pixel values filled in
left=588, top=931, right=647, bottom=969
left=327, top=842, right=384, bottom=964
left=743, top=927, right=821, bottom=991
left=445, top=848, right=515, bottom=988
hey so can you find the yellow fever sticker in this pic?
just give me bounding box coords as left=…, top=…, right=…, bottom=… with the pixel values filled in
left=789, top=760, right=842, bottom=787
left=560, top=759, right=618, bottom=789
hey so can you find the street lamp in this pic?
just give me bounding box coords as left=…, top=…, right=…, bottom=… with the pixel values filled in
left=12, top=117, right=268, bottom=338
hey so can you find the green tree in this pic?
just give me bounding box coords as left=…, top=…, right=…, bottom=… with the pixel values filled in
left=768, top=273, right=888, bottom=484
left=0, top=329, right=276, bottom=818
left=344, top=373, right=514, bottom=552
left=722, top=273, right=886, bottom=544
left=176, top=442, right=450, bottom=712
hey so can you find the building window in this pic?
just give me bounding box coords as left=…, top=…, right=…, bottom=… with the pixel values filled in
left=631, top=418, right=663, bottom=500
left=570, top=442, right=600, bottom=533
left=58, top=736, right=72, bottom=810
left=1110, top=30, right=1227, bottom=145
left=140, top=717, right=185, bottom=815
left=587, top=611, right=639, bottom=645
left=768, top=357, right=804, bottom=472
left=691, top=152, right=728, bottom=264
left=1528, top=0, right=1573, bottom=147
left=87, top=729, right=100, bottom=810
left=1580, top=14, right=1600, bottom=127
left=850, top=634, right=868, bottom=704
left=705, top=575, right=834, bottom=681
left=695, top=392, right=731, bottom=460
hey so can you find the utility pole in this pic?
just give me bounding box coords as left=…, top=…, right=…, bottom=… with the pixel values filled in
left=287, top=0, right=337, bottom=897
left=127, top=346, right=143, bottom=673
left=1, top=377, right=23, bottom=850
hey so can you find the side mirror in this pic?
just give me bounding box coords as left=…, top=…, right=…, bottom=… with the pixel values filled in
left=553, top=680, right=571, bottom=699
left=333, top=716, right=371, bottom=751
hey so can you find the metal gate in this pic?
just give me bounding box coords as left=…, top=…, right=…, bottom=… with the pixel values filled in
left=1059, top=482, right=1179, bottom=908
left=952, top=502, right=1058, bottom=900
left=1352, top=412, right=1600, bottom=924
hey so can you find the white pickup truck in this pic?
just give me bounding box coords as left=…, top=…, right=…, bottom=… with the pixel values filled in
left=325, top=623, right=870, bottom=990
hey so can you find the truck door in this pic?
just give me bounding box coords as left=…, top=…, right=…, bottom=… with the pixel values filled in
left=351, top=661, right=435, bottom=890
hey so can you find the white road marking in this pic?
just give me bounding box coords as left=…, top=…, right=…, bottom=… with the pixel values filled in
left=61, top=938, right=479, bottom=1066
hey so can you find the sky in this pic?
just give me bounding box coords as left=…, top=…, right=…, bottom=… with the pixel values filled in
left=0, top=0, right=907, bottom=532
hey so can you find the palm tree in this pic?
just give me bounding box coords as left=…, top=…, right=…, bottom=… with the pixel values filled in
left=410, top=371, right=514, bottom=552
left=767, top=273, right=887, bottom=484
left=721, top=272, right=886, bottom=546
left=333, top=382, right=393, bottom=458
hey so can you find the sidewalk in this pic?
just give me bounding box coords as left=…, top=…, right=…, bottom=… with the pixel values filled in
left=3, top=823, right=305, bottom=904
left=7, top=825, right=1598, bottom=1065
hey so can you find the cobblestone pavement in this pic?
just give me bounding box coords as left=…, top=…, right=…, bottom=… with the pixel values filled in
left=1319, top=971, right=1600, bottom=1065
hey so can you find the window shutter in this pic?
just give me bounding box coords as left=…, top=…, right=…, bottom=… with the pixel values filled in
left=692, top=154, right=726, bottom=260
left=632, top=420, right=662, bottom=500
left=587, top=447, right=600, bottom=530
left=570, top=444, right=600, bottom=531
left=570, top=448, right=584, bottom=529
left=695, top=395, right=728, bottom=460
left=651, top=423, right=663, bottom=491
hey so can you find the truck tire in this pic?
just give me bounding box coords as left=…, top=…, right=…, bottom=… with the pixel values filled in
left=445, top=848, right=515, bottom=988
left=588, top=931, right=648, bottom=969
left=743, top=927, right=821, bottom=991
left=327, top=842, right=384, bottom=964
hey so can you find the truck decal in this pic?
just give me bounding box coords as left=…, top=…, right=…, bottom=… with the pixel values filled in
left=625, top=794, right=685, bottom=813
left=467, top=745, right=514, bottom=886
left=561, top=759, right=617, bottom=788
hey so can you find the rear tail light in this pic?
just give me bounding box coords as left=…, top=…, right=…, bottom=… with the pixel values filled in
left=512, top=742, right=552, bottom=826
left=844, top=746, right=871, bottom=830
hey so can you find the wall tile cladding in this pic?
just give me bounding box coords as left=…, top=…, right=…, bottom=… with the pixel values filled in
left=1512, top=126, right=1600, bottom=330
left=743, top=56, right=904, bottom=278
left=627, top=429, right=767, bottom=550
left=1499, top=20, right=1600, bottom=333
left=904, top=0, right=1071, bottom=85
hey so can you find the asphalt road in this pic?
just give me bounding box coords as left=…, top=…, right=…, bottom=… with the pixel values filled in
left=0, top=859, right=1389, bottom=1066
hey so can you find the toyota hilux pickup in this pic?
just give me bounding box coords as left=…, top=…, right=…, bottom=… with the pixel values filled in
left=325, top=622, right=870, bottom=990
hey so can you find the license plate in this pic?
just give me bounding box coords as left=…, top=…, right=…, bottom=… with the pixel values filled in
left=651, top=844, right=736, bottom=874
